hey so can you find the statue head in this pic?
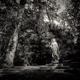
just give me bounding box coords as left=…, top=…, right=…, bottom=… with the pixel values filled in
left=51, top=38, right=56, bottom=42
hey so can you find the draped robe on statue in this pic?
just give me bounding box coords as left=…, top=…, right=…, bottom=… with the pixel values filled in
left=50, top=39, right=60, bottom=61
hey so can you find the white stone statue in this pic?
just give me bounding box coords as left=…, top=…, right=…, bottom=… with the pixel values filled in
left=49, top=38, right=60, bottom=62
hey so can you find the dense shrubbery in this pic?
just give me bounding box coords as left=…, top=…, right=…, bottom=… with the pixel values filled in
left=0, top=0, right=79, bottom=67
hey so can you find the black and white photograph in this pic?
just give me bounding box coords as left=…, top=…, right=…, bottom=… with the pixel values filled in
left=0, top=0, right=80, bottom=80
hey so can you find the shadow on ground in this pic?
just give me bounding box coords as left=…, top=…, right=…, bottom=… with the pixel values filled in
left=0, top=62, right=80, bottom=80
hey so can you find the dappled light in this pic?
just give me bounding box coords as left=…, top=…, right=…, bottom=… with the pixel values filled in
left=53, top=20, right=60, bottom=26
left=0, top=1, right=79, bottom=77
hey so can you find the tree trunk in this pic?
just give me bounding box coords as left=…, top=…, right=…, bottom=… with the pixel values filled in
left=4, top=22, right=21, bottom=67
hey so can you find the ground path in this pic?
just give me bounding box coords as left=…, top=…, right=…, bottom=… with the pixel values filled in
left=0, top=62, right=80, bottom=80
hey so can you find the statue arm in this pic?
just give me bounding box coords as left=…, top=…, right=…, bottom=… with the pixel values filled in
left=54, top=42, right=60, bottom=54
left=57, top=43, right=60, bottom=54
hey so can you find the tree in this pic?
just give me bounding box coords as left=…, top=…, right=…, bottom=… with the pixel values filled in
left=4, top=22, right=21, bottom=67
left=0, top=0, right=79, bottom=67
left=2, top=4, right=25, bottom=67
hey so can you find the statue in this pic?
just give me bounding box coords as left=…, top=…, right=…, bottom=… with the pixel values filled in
left=49, top=38, right=60, bottom=63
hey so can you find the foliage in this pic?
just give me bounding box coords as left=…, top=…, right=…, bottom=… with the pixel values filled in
left=0, top=0, right=79, bottom=67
